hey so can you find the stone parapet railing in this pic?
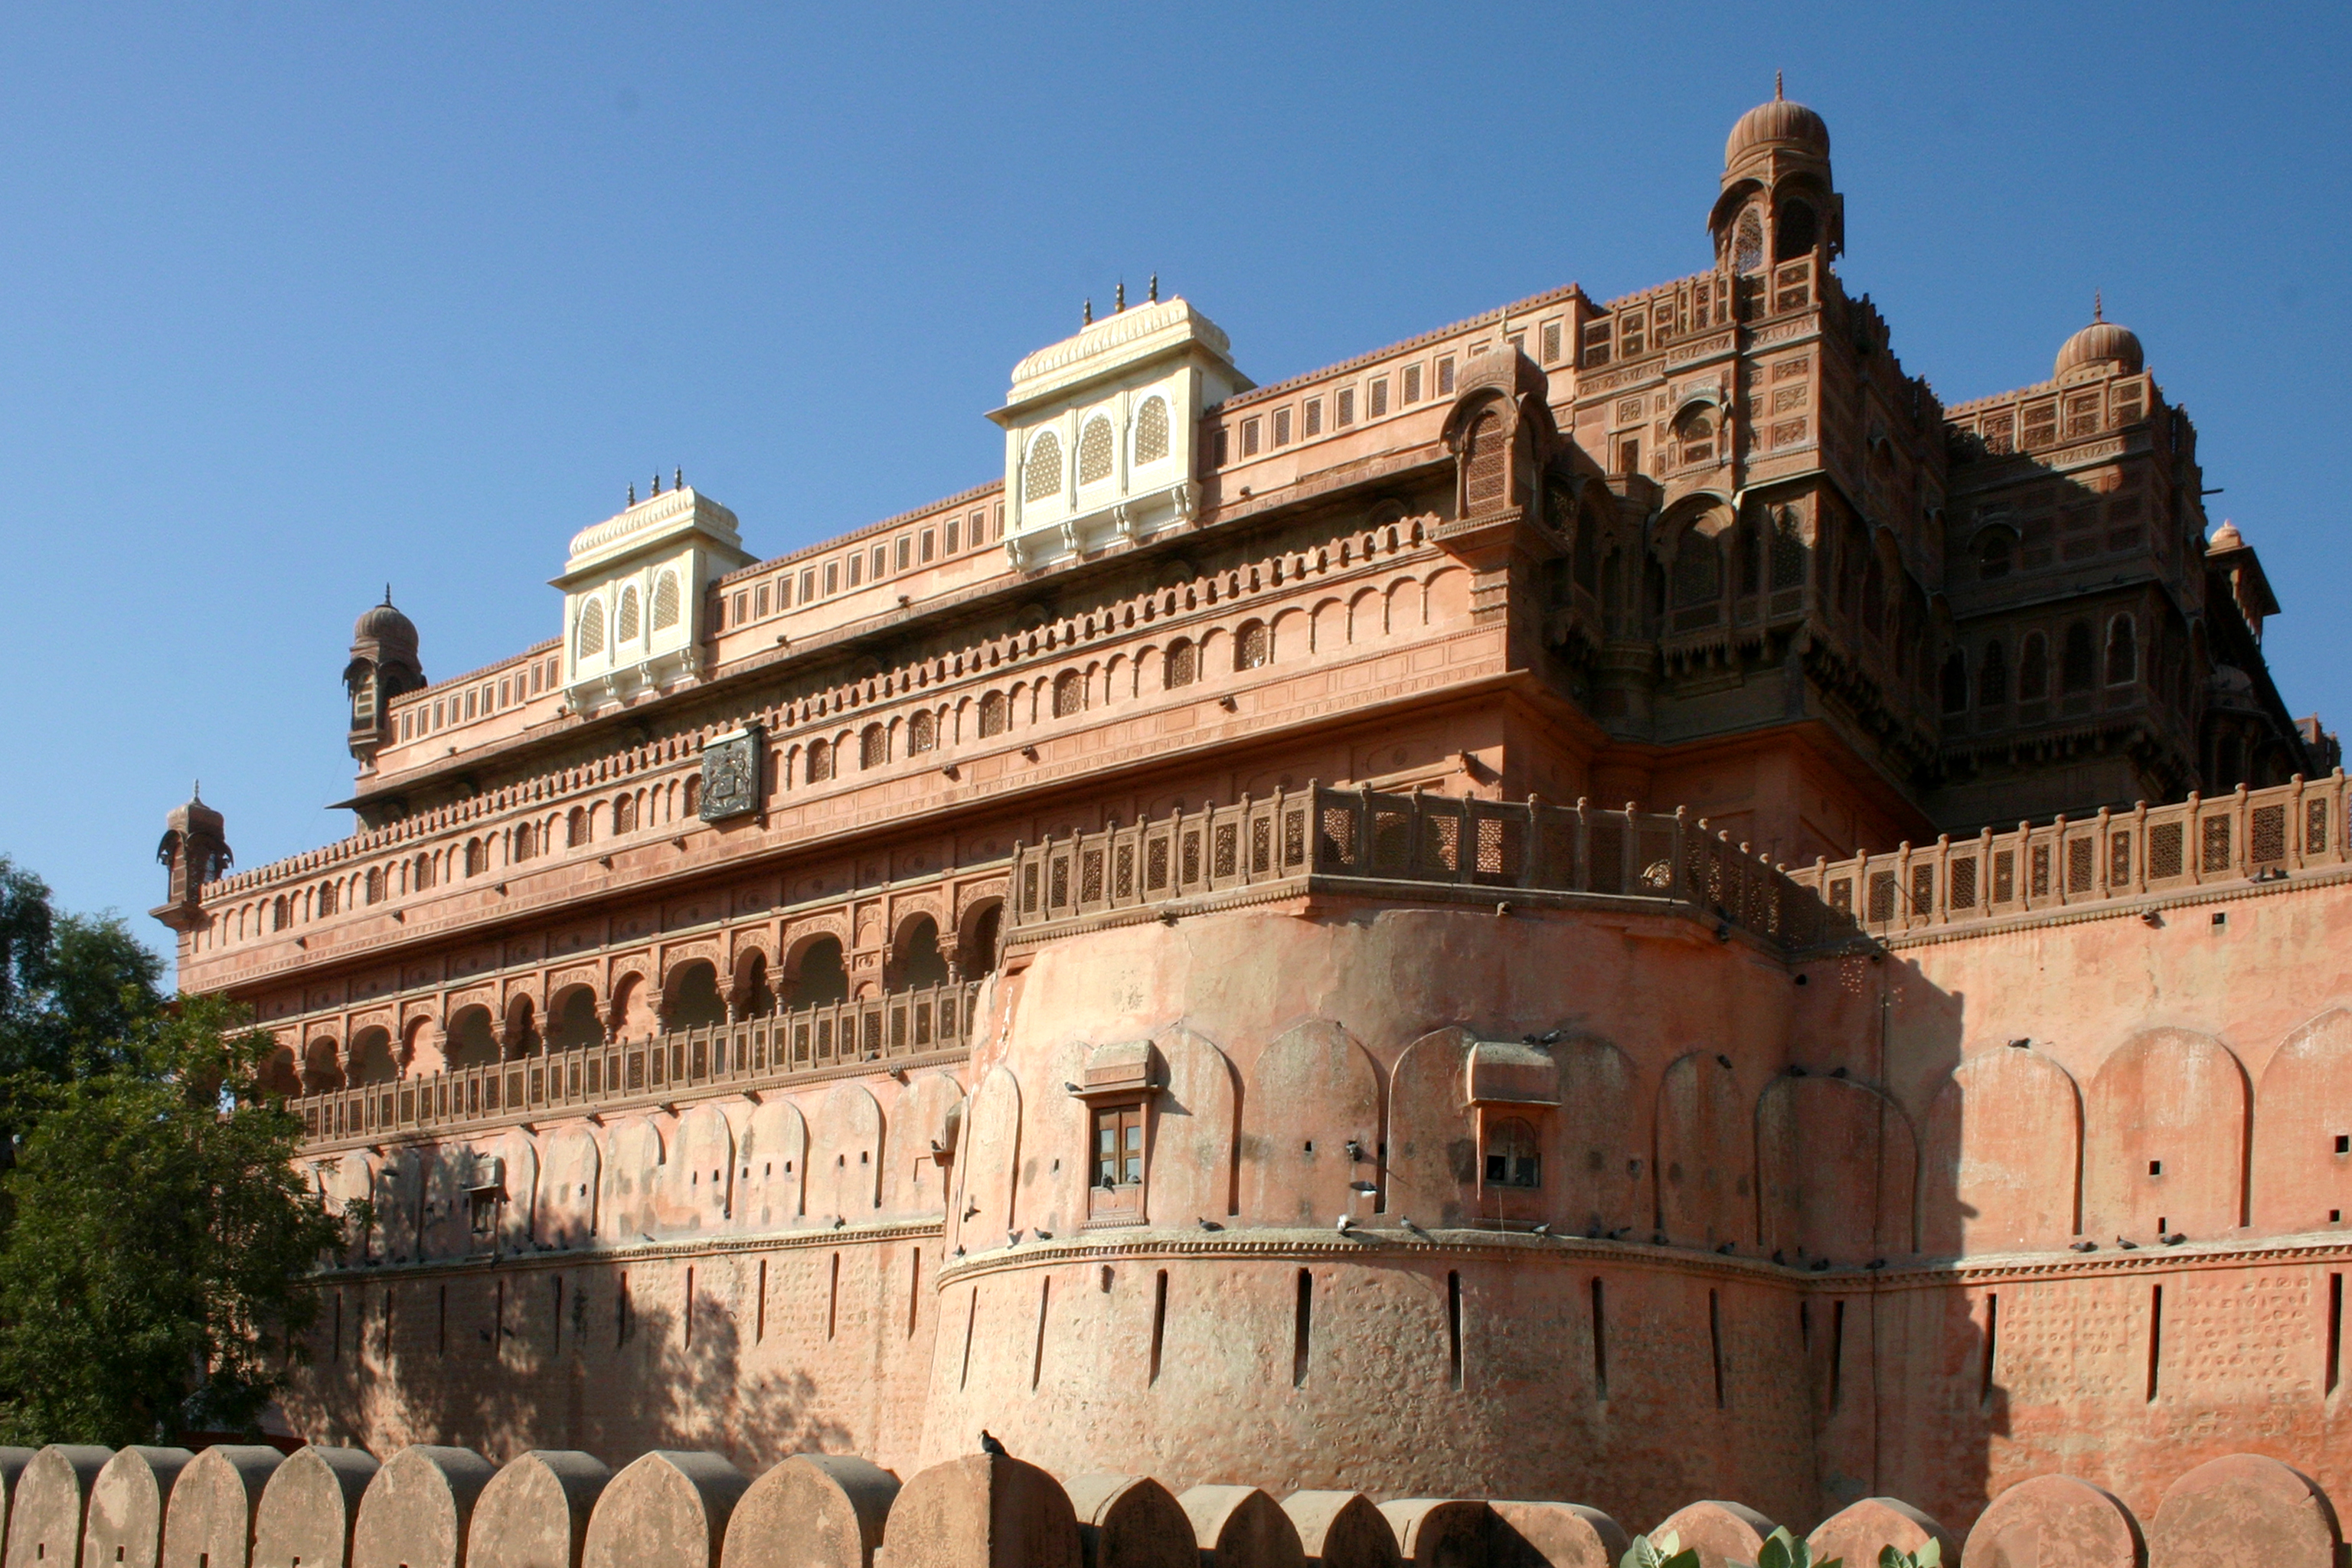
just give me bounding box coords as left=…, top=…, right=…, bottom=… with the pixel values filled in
left=14, top=1437, right=2337, bottom=1568
left=289, top=980, right=979, bottom=1148
left=1011, top=785, right=1843, bottom=955
left=1788, top=771, right=2350, bottom=942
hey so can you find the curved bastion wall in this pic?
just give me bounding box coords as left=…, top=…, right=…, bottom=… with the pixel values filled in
left=287, top=863, right=2352, bottom=1536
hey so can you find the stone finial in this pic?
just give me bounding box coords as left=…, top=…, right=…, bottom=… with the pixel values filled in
left=468, top=1452, right=612, bottom=1568
left=1115, top=279, right=1125, bottom=312
left=1374, top=1501, right=1485, bottom=1568
left=1083, top=299, right=1093, bottom=326
left=580, top=1452, right=748, bottom=1568
left=2148, top=1454, right=2341, bottom=1568
left=1177, top=1487, right=1304, bottom=1568
left=1279, top=1492, right=1401, bottom=1568
left=8, top=1447, right=118, bottom=1568
left=1645, top=1502, right=1777, bottom=1568
left=879, top=1453, right=1079, bottom=1568
left=1775, top=69, right=1784, bottom=100
left=1148, top=273, right=1158, bottom=303
left=84, top=1447, right=197, bottom=1568
left=251, top=1445, right=379, bottom=1568
left=1806, top=1499, right=1956, bottom=1568
left=722, top=1455, right=899, bottom=1568
left=162, top=1446, right=286, bottom=1568
left=1486, top=1501, right=1628, bottom=1568
left=1964, top=1474, right=2142, bottom=1568
left=1063, top=1476, right=1194, bottom=1568
left=349, top=1446, right=498, bottom=1568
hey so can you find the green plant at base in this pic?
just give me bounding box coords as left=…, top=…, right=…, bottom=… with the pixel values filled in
left=1756, top=1527, right=1842, bottom=1568
left=1621, top=1530, right=1700, bottom=1568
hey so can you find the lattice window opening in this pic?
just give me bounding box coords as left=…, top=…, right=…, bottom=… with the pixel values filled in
left=1114, top=844, right=1135, bottom=900
left=2148, top=822, right=2185, bottom=880
left=577, top=597, right=607, bottom=658
left=1181, top=831, right=1202, bottom=885
left=2066, top=838, right=2094, bottom=893
left=1251, top=818, right=1272, bottom=876
left=2030, top=845, right=2052, bottom=899
left=616, top=585, right=642, bottom=645
left=1134, top=397, right=1171, bottom=465
left=1424, top=814, right=1462, bottom=874
left=2252, top=805, right=2288, bottom=865
left=1054, top=670, right=1087, bottom=719
left=1165, top=641, right=1198, bottom=690
left=2308, top=800, right=2330, bottom=855
left=1146, top=838, right=1171, bottom=890
left=1318, top=808, right=1357, bottom=868
left=1080, top=850, right=1105, bottom=904
left=1024, top=431, right=1063, bottom=504
left=1867, top=872, right=1897, bottom=924
left=2202, top=816, right=2233, bottom=874
left=1214, top=824, right=1238, bottom=880
left=1049, top=856, right=1070, bottom=909
left=1078, top=417, right=1116, bottom=485
left=1236, top=622, right=1270, bottom=671
left=1910, top=863, right=1935, bottom=914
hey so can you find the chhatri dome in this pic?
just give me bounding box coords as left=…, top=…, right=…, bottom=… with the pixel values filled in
left=2055, top=295, right=2145, bottom=379
left=353, top=587, right=418, bottom=651
left=1725, top=73, right=1831, bottom=165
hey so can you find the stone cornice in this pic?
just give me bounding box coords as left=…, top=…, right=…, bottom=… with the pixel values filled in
left=309, top=1214, right=947, bottom=1285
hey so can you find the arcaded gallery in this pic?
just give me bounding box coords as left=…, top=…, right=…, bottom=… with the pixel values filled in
left=129, top=87, right=2352, bottom=1568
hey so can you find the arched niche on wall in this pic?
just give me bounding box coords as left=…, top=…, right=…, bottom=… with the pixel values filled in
left=601, top=1116, right=670, bottom=1244
left=1920, top=1044, right=2082, bottom=1255
left=1550, top=1034, right=1643, bottom=1236
left=1655, top=1050, right=1748, bottom=1246
left=2083, top=1027, right=2249, bottom=1240
left=953, top=1066, right=1022, bottom=1247
left=888, top=1070, right=966, bottom=1216
left=1384, top=1027, right=1478, bottom=1227
left=537, top=1124, right=602, bottom=1249
left=1145, top=1026, right=1240, bottom=1225
left=1243, top=1019, right=1383, bottom=1227
left=656, top=1102, right=736, bottom=1233
left=811, top=1080, right=885, bottom=1222
left=2255, top=1008, right=2352, bottom=1233
left=1757, top=1072, right=1918, bottom=1260
left=737, top=1097, right=808, bottom=1231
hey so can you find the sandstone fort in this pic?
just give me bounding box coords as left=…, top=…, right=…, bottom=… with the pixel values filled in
left=86, top=86, right=2352, bottom=1568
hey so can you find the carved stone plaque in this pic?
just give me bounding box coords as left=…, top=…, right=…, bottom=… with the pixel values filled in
left=700, top=726, right=763, bottom=821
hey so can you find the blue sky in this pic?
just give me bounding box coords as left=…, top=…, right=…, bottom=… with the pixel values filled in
left=2, top=4, right=2345, bottom=972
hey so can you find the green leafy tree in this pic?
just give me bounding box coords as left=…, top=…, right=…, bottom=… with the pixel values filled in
left=0, top=856, right=165, bottom=1083
left=0, top=858, right=343, bottom=1445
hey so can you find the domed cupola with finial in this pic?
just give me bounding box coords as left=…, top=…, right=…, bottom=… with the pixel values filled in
left=152, top=782, right=233, bottom=933
left=2054, top=293, right=2145, bottom=383
left=345, top=586, right=426, bottom=771
left=1710, top=74, right=1844, bottom=283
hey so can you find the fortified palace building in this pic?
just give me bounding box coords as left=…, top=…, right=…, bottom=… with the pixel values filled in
left=142, top=90, right=2352, bottom=1554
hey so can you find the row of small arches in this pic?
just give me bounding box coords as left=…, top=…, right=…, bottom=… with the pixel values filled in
left=786, top=573, right=1464, bottom=782
left=1939, top=614, right=2143, bottom=714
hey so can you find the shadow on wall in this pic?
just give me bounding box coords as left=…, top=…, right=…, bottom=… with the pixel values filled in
left=300, top=1276, right=854, bottom=1477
